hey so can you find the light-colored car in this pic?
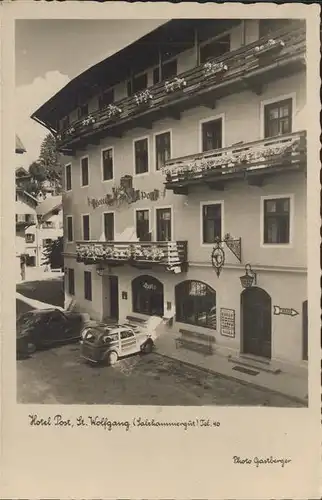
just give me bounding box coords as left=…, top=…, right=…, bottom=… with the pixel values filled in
left=80, top=322, right=155, bottom=365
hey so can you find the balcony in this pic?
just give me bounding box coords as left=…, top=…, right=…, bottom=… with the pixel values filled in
left=16, top=214, right=37, bottom=228
left=57, top=24, right=305, bottom=152
left=75, top=240, right=188, bottom=273
left=163, top=130, right=306, bottom=193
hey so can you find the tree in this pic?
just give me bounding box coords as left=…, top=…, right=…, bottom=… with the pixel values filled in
left=42, top=236, right=64, bottom=270
left=38, top=134, right=62, bottom=192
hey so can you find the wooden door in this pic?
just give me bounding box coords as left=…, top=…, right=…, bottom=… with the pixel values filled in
left=109, top=276, right=119, bottom=321
left=241, top=287, right=272, bottom=359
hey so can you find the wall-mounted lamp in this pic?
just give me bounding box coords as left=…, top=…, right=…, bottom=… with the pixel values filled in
left=96, top=265, right=105, bottom=277
left=240, top=263, right=257, bottom=289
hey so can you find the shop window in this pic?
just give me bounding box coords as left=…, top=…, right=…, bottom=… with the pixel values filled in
left=156, top=208, right=172, bottom=242
left=134, top=138, right=149, bottom=174
left=263, top=197, right=290, bottom=244
left=102, top=148, right=114, bottom=181
left=200, top=34, right=230, bottom=64
left=82, top=215, right=90, bottom=241
left=68, top=268, right=75, bottom=296
left=162, top=59, right=177, bottom=81
left=202, top=203, right=222, bottom=243
left=175, top=280, right=217, bottom=330
left=264, top=98, right=292, bottom=138
left=65, top=164, right=72, bottom=191
left=98, top=88, right=114, bottom=109
left=136, top=210, right=150, bottom=241
left=81, top=157, right=89, bottom=186
left=155, top=131, right=171, bottom=171
left=103, top=212, right=114, bottom=241
left=25, top=234, right=35, bottom=244
left=78, top=103, right=88, bottom=119
left=66, top=216, right=73, bottom=242
left=132, top=275, right=164, bottom=317
left=202, top=118, right=222, bottom=152
left=84, top=271, right=92, bottom=301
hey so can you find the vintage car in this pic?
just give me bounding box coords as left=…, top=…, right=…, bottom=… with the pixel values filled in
left=80, top=322, right=155, bottom=365
left=16, top=308, right=86, bottom=355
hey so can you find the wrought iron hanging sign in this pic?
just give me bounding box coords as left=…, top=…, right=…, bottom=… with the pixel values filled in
left=211, top=233, right=242, bottom=276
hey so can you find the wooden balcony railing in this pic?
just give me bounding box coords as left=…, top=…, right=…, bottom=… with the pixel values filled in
left=163, top=130, right=306, bottom=191
left=57, top=24, right=305, bottom=150
left=76, top=240, right=188, bottom=272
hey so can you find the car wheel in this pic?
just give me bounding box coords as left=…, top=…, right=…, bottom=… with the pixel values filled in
left=108, top=351, right=118, bottom=366
left=143, top=340, right=153, bottom=354
left=27, top=342, right=36, bottom=354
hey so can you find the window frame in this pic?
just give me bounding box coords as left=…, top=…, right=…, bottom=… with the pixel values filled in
left=84, top=271, right=92, bottom=301
left=25, top=233, right=35, bottom=244
left=65, top=164, right=72, bottom=192
left=67, top=268, right=75, bottom=296
left=155, top=205, right=173, bottom=242
left=154, top=129, right=172, bottom=172
left=260, top=93, right=296, bottom=139
left=80, top=155, right=90, bottom=187
left=66, top=215, right=74, bottom=243
left=102, top=211, right=115, bottom=241
left=101, top=147, right=114, bottom=182
left=175, top=280, right=217, bottom=331
left=199, top=114, right=225, bottom=153
left=134, top=207, right=151, bottom=241
left=260, top=194, right=294, bottom=248
left=200, top=200, right=224, bottom=246
left=133, top=135, right=150, bottom=176
left=81, top=214, right=91, bottom=241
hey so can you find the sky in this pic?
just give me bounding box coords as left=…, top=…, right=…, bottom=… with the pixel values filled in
left=15, top=19, right=164, bottom=166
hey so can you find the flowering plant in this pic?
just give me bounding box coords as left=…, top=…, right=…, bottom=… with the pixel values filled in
left=165, top=77, right=187, bottom=93
left=66, top=126, right=75, bottom=136
left=106, top=104, right=122, bottom=118
left=134, top=89, right=153, bottom=106
left=254, top=39, right=285, bottom=54
left=82, top=115, right=96, bottom=127
left=204, top=61, right=228, bottom=77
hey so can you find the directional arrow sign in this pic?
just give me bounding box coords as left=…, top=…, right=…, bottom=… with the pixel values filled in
left=273, top=305, right=299, bottom=317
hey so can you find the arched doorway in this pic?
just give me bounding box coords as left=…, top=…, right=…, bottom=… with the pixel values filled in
left=132, top=275, right=164, bottom=317
left=241, top=287, right=272, bottom=359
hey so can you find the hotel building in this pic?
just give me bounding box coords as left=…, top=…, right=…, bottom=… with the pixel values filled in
left=32, top=18, right=307, bottom=374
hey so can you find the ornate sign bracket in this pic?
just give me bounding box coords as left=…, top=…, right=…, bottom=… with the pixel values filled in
left=211, top=234, right=242, bottom=277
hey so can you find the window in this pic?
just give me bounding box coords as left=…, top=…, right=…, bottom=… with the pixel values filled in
left=136, top=210, right=150, bottom=241
left=175, top=281, right=217, bottom=330
left=61, top=116, right=70, bottom=130
left=156, top=208, right=172, bottom=241
left=162, top=59, right=177, bottom=80
left=25, top=234, right=35, bottom=244
left=42, top=221, right=55, bottom=229
left=155, top=131, right=171, bottom=171
left=202, top=118, right=222, bottom=152
left=264, top=98, right=292, bottom=138
left=84, top=271, right=92, bottom=301
left=132, top=275, right=164, bottom=317
left=67, top=268, right=75, bottom=295
left=120, top=330, right=135, bottom=340
left=153, top=67, right=160, bottom=84
left=200, top=34, right=230, bottom=63
left=81, top=157, right=89, bottom=186
left=78, top=103, right=88, bottom=119
left=102, top=148, right=113, bottom=181
left=202, top=203, right=222, bottom=244
left=263, top=197, right=290, bottom=244
left=66, top=216, right=73, bottom=242
left=42, top=238, right=52, bottom=246
left=132, top=73, right=148, bottom=94
left=65, top=164, right=72, bottom=191
left=103, top=212, right=114, bottom=241
left=134, top=138, right=149, bottom=174
left=98, top=88, right=114, bottom=109
left=82, top=215, right=90, bottom=241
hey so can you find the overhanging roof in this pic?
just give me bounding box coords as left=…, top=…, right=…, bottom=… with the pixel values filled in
left=31, top=19, right=240, bottom=131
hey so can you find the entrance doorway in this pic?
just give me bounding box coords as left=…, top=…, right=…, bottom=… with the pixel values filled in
left=241, top=287, right=272, bottom=359
left=103, top=275, right=119, bottom=321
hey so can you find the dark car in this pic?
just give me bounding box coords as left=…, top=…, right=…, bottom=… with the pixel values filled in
left=16, top=308, right=85, bottom=355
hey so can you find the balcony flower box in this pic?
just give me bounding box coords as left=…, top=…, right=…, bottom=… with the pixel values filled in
left=106, top=104, right=122, bottom=120
left=165, top=77, right=187, bottom=94
left=134, top=89, right=153, bottom=108
left=66, top=126, right=76, bottom=136
left=203, top=61, right=228, bottom=78
left=254, top=39, right=285, bottom=57
left=81, top=115, right=96, bottom=127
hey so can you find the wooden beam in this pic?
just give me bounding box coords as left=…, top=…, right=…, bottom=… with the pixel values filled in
left=247, top=175, right=264, bottom=187
left=207, top=181, right=225, bottom=191
left=242, top=77, right=264, bottom=96
left=173, top=186, right=189, bottom=195
left=165, top=109, right=181, bottom=120
left=108, top=129, right=123, bottom=138
left=201, top=96, right=216, bottom=109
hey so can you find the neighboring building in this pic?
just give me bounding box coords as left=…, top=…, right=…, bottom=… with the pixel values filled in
left=32, top=19, right=307, bottom=374
left=25, top=195, right=63, bottom=267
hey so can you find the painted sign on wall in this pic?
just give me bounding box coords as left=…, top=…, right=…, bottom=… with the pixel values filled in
left=220, top=308, right=236, bottom=337
left=88, top=185, right=166, bottom=210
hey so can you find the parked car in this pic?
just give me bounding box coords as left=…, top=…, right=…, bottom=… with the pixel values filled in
left=16, top=308, right=86, bottom=355
left=80, top=322, right=155, bottom=365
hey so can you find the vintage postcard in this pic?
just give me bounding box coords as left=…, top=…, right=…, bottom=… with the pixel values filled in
left=1, top=1, right=320, bottom=498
